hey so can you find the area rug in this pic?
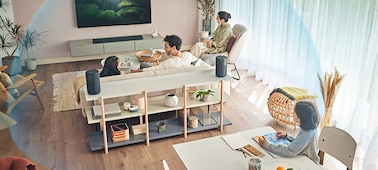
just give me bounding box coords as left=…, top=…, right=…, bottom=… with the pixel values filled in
left=52, top=70, right=86, bottom=112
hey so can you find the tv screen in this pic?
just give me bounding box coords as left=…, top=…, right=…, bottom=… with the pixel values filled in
left=75, top=0, right=151, bottom=28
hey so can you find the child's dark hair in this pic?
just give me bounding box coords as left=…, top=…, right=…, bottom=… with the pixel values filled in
left=294, top=101, right=320, bottom=130
left=218, top=11, right=231, bottom=22
left=163, top=35, right=182, bottom=50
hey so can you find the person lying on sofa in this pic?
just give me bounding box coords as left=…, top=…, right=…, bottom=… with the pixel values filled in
left=100, top=56, right=125, bottom=77
left=132, top=34, right=200, bottom=72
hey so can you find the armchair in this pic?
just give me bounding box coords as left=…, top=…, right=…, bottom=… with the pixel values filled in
left=201, top=24, right=248, bottom=80
left=0, top=65, right=45, bottom=115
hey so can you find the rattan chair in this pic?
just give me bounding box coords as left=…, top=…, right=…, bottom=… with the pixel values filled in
left=267, top=90, right=316, bottom=128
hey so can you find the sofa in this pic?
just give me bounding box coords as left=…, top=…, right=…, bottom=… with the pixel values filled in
left=74, top=59, right=230, bottom=117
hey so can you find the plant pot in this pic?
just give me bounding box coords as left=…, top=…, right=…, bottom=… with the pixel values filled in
left=1, top=56, right=22, bottom=75
left=25, top=58, right=37, bottom=71
left=201, top=94, right=210, bottom=102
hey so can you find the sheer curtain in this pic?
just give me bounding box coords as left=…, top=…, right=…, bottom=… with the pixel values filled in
left=220, top=0, right=378, bottom=166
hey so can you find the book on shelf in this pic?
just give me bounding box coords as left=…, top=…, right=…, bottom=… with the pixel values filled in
left=252, top=132, right=291, bottom=158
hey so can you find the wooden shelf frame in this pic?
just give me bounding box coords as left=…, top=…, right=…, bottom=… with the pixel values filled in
left=84, top=70, right=233, bottom=153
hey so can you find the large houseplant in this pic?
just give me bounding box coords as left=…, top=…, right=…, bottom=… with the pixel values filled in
left=0, top=0, right=23, bottom=75
left=19, top=29, right=46, bottom=70
left=198, top=0, right=215, bottom=33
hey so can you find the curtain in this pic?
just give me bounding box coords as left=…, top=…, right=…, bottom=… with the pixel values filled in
left=220, top=0, right=378, bottom=167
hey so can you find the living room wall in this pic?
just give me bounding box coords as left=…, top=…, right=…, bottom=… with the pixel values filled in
left=11, top=0, right=198, bottom=64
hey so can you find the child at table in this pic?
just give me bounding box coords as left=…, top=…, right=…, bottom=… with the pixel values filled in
left=257, top=101, right=321, bottom=164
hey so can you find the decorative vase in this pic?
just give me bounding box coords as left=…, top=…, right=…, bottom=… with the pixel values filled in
left=164, top=93, right=178, bottom=107
left=156, top=121, right=166, bottom=133
left=320, top=108, right=332, bottom=129
left=133, top=95, right=145, bottom=109
left=202, top=19, right=212, bottom=35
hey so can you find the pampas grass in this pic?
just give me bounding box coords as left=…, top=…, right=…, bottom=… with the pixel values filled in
left=318, top=68, right=345, bottom=129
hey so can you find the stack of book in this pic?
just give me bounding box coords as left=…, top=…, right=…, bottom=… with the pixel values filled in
left=110, top=123, right=129, bottom=142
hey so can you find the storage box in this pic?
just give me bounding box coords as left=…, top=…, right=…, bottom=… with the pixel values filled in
left=132, top=124, right=147, bottom=135
left=110, top=123, right=129, bottom=142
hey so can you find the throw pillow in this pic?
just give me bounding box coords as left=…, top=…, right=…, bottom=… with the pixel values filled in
left=0, top=72, right=20, bottom=98
left=226, top=34, right=237, bottom=53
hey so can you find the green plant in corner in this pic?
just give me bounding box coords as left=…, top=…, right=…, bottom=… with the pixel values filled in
left=0, top=0, right=22, bottom=58
left=195, top=89, right=215, bottom=102
left=0, top=0, right=23, bottom=75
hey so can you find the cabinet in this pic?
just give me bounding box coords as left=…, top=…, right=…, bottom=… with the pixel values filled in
left=83, top=70, right=233, bottom=152
left=69, top=34, right=163, bottom=57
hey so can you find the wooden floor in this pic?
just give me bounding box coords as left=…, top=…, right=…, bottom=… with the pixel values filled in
left=0, top=60, right=298, bottom=170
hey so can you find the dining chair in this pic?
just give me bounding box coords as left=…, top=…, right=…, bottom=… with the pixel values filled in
left=201, top=24, right=248, bottom=80
left=318, top=126, right=357, bottom=170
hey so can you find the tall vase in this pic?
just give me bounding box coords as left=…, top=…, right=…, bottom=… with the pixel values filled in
left=320, top=108, right=332, bottom=129
left=202, top=19, right=212, bottom=35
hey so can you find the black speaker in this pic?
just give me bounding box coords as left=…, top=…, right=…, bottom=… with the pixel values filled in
left=216, top=56, right=227, bottom=77
left=86, top=69, right=101, bottom=95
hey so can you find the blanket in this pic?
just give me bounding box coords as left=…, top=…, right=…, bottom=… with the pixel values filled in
left=270, top=86, right=317, bottom=100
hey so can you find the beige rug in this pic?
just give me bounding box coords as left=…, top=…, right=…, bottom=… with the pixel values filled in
left=52, top=70, right=86, bottom=112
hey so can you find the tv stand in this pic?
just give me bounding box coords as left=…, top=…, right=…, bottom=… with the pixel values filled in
left=69, top=34, right=163, bottom=57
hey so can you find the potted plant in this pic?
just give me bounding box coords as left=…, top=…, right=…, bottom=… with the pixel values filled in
left=318, top=67, right=345, bottom=129
left=195, top=89, right=215, bottom=102
left=0, top=0, right=23, bottom=75
left=198, top=0, right=215, bottom=33
left=19, top=29, right=46, bottom=70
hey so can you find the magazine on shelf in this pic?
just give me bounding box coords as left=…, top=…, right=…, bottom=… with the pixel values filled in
left=252, top=132, right=291, bottom=159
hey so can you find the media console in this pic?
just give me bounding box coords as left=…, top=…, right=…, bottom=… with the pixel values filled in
left=69, top=34, right=163, bottom=57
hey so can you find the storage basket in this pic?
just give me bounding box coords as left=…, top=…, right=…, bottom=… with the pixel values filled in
left=267, top=92, right=316, bottom=128
left=110, top=123, right=129, bottom=142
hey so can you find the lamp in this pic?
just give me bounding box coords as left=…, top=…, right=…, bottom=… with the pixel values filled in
left=0, top=111, right=17, bottom=130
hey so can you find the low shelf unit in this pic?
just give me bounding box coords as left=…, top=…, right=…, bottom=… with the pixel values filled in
left=83, top=70, right=233, bottom=152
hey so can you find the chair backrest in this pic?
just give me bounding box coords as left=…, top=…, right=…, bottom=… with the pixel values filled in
left=318, top=126, right=356, bottom=169
left=227, top=24, right=248, bottom=63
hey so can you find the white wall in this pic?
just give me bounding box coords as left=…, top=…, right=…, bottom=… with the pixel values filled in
left=10, top=0, right=198, bottom=64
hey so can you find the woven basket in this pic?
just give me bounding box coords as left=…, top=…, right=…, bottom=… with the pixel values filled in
left=267, top=92, right=316, bottom=128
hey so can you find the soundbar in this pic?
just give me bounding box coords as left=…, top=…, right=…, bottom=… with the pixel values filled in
left=93, top=35, right=143, bottom=44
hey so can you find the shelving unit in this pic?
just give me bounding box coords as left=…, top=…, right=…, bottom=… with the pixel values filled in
left=83, top=70, right=233, bottom=152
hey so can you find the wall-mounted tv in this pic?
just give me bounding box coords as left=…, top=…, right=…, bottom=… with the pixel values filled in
left=75, top=0, right=151, bottom=28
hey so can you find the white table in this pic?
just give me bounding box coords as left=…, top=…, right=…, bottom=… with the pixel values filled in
left=173, top=126, right=323, bottom=170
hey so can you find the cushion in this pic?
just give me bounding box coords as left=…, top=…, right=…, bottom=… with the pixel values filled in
left=226, top=34, right=237, bottom=53
left=0, top=72, right=20, bottom=98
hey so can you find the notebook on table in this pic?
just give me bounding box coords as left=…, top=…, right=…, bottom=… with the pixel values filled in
left=252, top=132, right=291, bottom=158
left=92, top=103, right=121, bottom=119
